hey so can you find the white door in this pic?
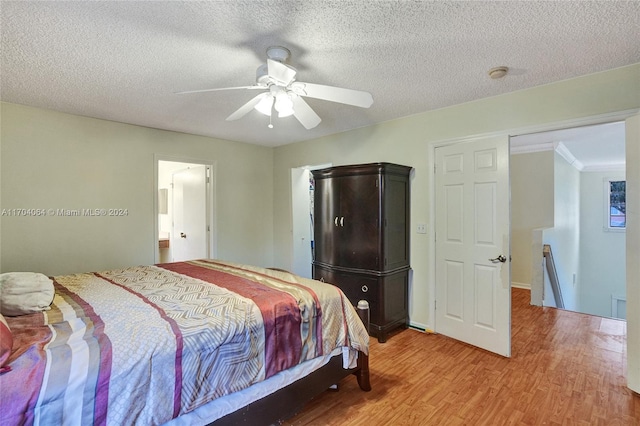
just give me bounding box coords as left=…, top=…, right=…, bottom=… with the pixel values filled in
left=172, top=165, right=208, bottom=262
left=291, top=167, right=313, bottom=278
left=435, top=135, right=511, bottom=357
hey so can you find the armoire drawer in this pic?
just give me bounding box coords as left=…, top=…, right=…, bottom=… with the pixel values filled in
left=313, top=265, right=380, bottom=324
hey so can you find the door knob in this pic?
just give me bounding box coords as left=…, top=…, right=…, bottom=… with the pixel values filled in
left=489, top=255, right=507, bottom=263
left=180, top=232, right=187, bottom=238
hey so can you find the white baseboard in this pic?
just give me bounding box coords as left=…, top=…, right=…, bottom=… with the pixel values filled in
left=511, top=281, right=531, bottom=290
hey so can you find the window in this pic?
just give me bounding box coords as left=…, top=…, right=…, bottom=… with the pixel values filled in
left=605, top=179, right=626, bottom=230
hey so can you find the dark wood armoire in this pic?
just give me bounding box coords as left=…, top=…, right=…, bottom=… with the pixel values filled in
left=312, top=162, right=411, bottom=342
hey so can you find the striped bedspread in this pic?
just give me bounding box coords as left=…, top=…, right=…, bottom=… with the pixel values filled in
left=0, top=260, right=369, bottom=425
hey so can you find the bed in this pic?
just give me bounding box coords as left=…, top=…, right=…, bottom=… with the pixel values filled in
left=0, top=259, right=371, bottom=425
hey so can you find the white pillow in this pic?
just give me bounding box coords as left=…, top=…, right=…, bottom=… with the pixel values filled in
left=0, top=272, right=54, bottom=316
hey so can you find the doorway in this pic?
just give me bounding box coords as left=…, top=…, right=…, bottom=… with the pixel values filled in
left=291, top=163, right=331, bottom=278
left=429, top=112, right=635, bottom=358
left=511, top=121, right=626, bottom=319
left=156, top=159, right=215, bottom=263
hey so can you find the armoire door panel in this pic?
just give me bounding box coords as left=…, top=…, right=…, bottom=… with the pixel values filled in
left=337, top=174, right=381, bottom=270
left=313, top=178, right=339, bottom=266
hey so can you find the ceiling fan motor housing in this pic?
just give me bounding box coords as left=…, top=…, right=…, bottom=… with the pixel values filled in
left=256, top=63, right=269, bottom=85
left=257, top=46, right=293, bottom=85
left=266, top=46, right=291, bottom=62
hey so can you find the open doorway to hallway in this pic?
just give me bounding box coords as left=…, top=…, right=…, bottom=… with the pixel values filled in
left=510, top=121, right=626, bottom=319
left=156, top=159, right=214, bottom=263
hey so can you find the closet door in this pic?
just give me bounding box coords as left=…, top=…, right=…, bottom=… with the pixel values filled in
left=336, top=173, right=381, bottom=270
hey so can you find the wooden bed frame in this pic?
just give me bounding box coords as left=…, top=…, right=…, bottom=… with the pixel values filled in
left=211, top=304, right=372, bottom=425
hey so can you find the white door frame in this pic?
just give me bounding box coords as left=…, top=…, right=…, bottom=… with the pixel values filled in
left=626, top=112, right=640, bottom=393
left=154, top=154, right=217, bottom=264
left=426, top=108, right=639, bottom=334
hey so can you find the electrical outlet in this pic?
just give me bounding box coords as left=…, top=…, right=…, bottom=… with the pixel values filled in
left=417, top=223, right=427, bottom=234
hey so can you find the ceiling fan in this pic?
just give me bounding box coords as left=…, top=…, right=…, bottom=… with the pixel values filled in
left=176, top=46, right=373, bottom=130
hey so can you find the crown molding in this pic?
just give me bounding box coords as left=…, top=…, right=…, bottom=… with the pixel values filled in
left=554, top=141, right=584, bottom=171
left=581, top=163, right=626, bottom=172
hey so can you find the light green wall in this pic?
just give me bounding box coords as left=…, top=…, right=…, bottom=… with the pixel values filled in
left=579, top=171, right=626, bottom=318
left=0, top=103, right=274, bottom=275
left=510, top=151, right=555, bottom=287
left=273, top=63, right=640, bottom=331
left=543, top=153, right=581, bottom=311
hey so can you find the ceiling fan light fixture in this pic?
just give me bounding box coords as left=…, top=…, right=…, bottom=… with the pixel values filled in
left=277, top=108, right=294, bottom=118
left=275, top=92, right=294, bottom=117
left=254, top=95, right=274, bottom=116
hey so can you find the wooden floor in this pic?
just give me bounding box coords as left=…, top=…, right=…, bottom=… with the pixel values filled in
left=284, top=288, right=640, bottom=425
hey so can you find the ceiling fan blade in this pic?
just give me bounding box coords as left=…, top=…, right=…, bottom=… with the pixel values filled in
left=291, top=95, right=321, bottom=129
left=290, top=82, right=373, bottom=108
left=175, top=85, right=265, bottom=95
left=267, top=59, right=297, bottom=86
left=226, top=92, right=270, bottom=121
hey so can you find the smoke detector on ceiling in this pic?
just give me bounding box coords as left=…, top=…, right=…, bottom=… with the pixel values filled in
left=488, top=66, right=509, bottom=79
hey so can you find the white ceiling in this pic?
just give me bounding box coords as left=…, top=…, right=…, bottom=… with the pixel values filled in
left=511, top=121, right=626, bottom=171
left=1, top=1, right=639, bottom=147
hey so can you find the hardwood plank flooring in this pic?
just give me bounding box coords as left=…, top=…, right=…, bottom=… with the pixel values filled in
left=283, top=288, right=640, bottom=425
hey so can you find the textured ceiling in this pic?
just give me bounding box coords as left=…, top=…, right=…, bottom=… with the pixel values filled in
left=2, top=1, right=639, bottom=147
